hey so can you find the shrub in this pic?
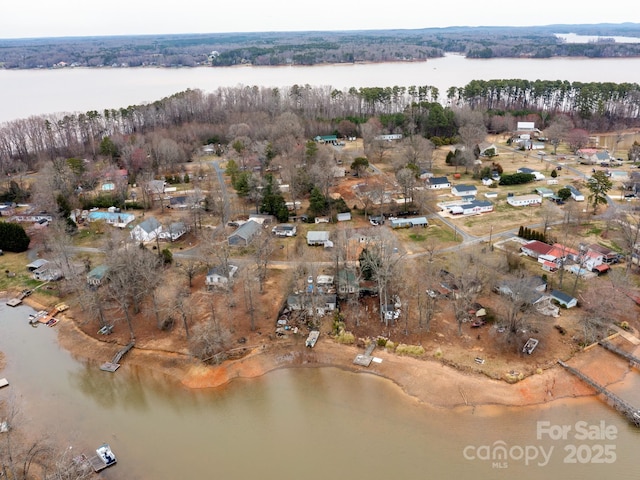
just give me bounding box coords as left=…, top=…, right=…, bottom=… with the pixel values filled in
left=376, top=337, right=388, bottom=347
left=395, top=344, right=425, bottom=357
left=335, top=330, right=355, bottom=344
left=385, top=341, right=396, bottom=352
left=434, top=347, right=443, bottom=358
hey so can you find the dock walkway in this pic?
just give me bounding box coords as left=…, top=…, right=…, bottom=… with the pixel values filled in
left=599, top=340, right=640, bottom=369
left=100, top=342, right=135, bottom=372
left=353, top=342, right=377, bottom=367
left=558, top=360, right=640, bottom=427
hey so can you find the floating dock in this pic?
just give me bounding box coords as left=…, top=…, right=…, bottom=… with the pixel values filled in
left=558, top=360, right=640, bottom=427
left=0, top=378, right=9, bottom=388
left=6, top=298, right=22, bottom=307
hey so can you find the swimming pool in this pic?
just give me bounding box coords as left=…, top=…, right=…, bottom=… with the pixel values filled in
left=87, top=211, right=135, bottom=226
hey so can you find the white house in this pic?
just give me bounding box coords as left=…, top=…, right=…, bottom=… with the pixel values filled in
left=272, top=224, right=297, bottom=237
left=158, top=222, right=187, bottom=241
left=565, top=185, right=585, bottom=202
left=307, top=230, right=331, bottom=246
left=451, top=184, right=477, bottom=197
left=205, top=264, right=238, bottom=288
left=130, top=217, right=162, bottom=242
left=427, top=176, right=451, bottom=189
left=551, top=290, right=578, bottom=308
left=507, top=194, right=542, bottom=207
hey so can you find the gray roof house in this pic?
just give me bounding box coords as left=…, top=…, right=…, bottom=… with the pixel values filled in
left=87, top=265, right=109, bottom=287
left=206, top=264, right=239, bottom=288
left=130, top=217, right=162, bottom=242
left=307, top=230, right=330, bottom=246
left=451, top=184, right=478, bottom=197
left=550, top=290, right=578, bottom=308
left=228, top=220, right=261, bottom=246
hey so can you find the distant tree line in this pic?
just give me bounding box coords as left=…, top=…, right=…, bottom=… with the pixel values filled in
left=1, top=24, right=639, bottom=69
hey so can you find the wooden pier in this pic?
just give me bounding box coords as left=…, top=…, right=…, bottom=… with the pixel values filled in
left=598, top=340, right=640, bottom=369
left=100, top=342, right=135, bottom=372
left=353, top=342, right=377, bottom=367
left=558, top=360, right=640, bottom=427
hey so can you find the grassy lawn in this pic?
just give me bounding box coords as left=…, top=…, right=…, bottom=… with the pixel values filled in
left=0, top=251, right=35, bottom=293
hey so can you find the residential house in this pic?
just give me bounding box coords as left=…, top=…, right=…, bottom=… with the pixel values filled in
left=578, top=149, right=612, bottom=165
left=374, top=134, right=403, bottom=141
left=521, top=240, right=553, bottom=259
left=249, top=213, right=276, bottom=225
left=550, top=290, right=578, bottom=308
left=517, top=167, right=545, bottom=180
left=451, top=184, right=478, bottom=197
left=130, top=217, right=162, bottom=243
left=337, top=269, right=359, bottom=297
left=495, top=276, right=547, bottom=296
left=390, top=217, right=428, bottom=228
left=447, top=200, right=494, bottom=215
left=286, top=293, right=337, bottom=316
left=586, top=244, right=619, bottom=265
left=87, top=265, right=109, bottom=287
left=478, top=142, right=498, bottom=157
left=228, top=220, right=262, bottom=246
left=26, top=259, right=50, bottom=272
left=427, top=176, right=451, bottom=190
left=535, top=187, right=554, bottom=198
left=32, top=262, right=63, bottom=281
left=272, top=224, right=297, bottom=237
left=158, top=222, right=187, bottom=242
left=481, top=177, right=494, bottom=186
left=507, top=194, right=542, bottom=207
left=565, top=185, right=585, bottom=202
left=205, top=264, right=239, bottom=288
left=307, top=230, right=331, bottom=247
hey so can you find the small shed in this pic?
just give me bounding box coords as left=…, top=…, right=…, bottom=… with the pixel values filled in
left=337, top=212, right=352, bottom=222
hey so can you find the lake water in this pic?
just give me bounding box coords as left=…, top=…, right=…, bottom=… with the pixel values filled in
left=3, top=54, right=640, bottom=123
left=1, top=303, right=640, bottom=480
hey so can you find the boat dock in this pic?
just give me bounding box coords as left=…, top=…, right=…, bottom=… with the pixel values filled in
left=598, top=340, right=640, bottom=369
left=0, top=378, right=8, bottom=389
left=558, top=360, right=640, bottom=427
left=100, top=342, right=135, bottom=372
left=353, top=342, right=377, bottom=367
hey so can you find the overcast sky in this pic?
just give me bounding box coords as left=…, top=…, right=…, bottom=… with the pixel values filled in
left=0, top=0, right=637, bottom=39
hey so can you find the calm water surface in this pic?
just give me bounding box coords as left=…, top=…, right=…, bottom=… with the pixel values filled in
left=1, top=303, right=639, bottom=480
left=3, top=54, right=640, bottom=123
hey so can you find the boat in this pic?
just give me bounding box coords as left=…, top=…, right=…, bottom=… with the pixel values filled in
left=89, top=443, right=117, bottom=472
left=522, top=338, right=539, bottom=355
left=28, top=310, right=48, bottom=325
left=306, top=330, right=319, bottom=348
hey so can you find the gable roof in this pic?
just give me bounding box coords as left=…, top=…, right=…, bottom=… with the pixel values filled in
left=428, top=176, right=450, bottom=185
left=230, top=220, right=261, bottom=241
left=522, top=240, right=553, bottom=256
left=136, top=217, right=161, bottom=233
left=551, top=289, right=576, bottom=304
left=452, top=184, right=477, bottom=192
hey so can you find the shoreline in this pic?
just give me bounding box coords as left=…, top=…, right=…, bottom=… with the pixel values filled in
left=51, top=308, right=606, bottom=411
left=5, top=295, right=634, bottom=413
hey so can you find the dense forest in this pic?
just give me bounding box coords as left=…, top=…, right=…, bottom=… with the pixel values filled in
left=0, top=23, right=639, bottom=69
left=1, top=77, right=640, bottom=181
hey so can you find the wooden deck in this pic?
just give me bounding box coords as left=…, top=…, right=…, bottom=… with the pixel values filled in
left=6, top=298, right=22, bottom=307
